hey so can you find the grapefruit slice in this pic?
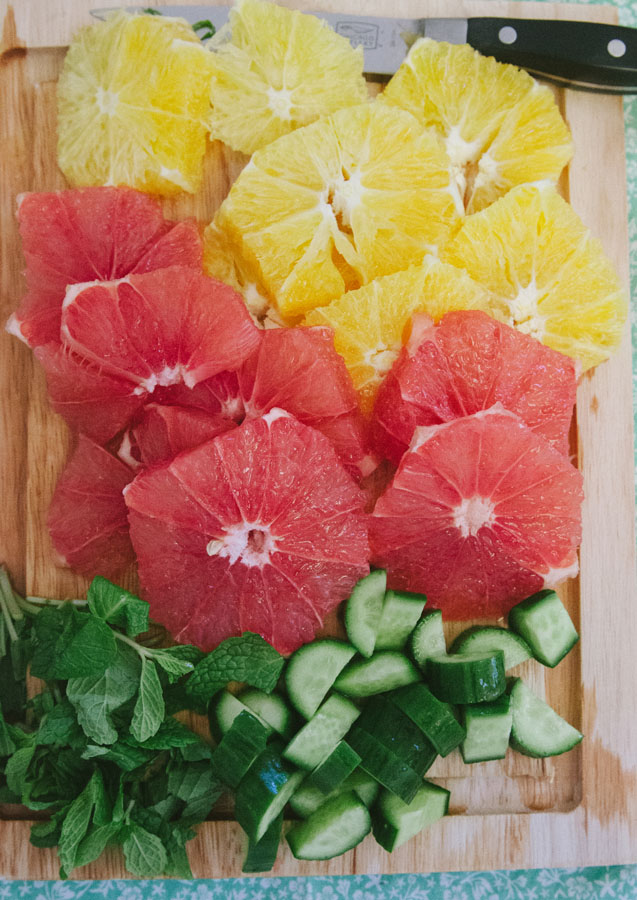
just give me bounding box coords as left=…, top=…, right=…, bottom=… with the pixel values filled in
left=369, top=405, right=583, bottom=619
left=150, top=327, right=372, bottom=479
left=7, top=188, right=202, bottom=349
left=372, top=310, right=577, bottom=465
left=47, top=435, right=135, bottom=578
left=124, top=410, right=370, bottom=654
left=123, top=403, right=236, bottom=468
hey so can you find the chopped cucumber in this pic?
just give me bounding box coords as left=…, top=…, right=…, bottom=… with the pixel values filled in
left=509, top=678, right=583, bottom=758
left=235, top=744, right=304, bottom=842
left=289, top=769, right=379, bottom=818
left=354, top=696, right=437, bottom=775
left=307, top=741, right=361, bottom=795
left=285, top=639, right=356, bottom=720
left=390, top=683, right=465, bottom=757
left=449, top=625, right=532, bottom=671
left=347, top=727, right=426, bottom=804
left=242, top=812, right=282, bottom=873
left=334, top=651, right=420, bottom=698
left=345, top=570, right=387, bottom=658
left=286, top=791, right=371, bottom=860
left=210, top=710, right=269, bottom=788
left=375, top=589, right=428, bottom=651
left=409, top=610, right=446, bottom=669
left=461, top=694, right=513, bottom=763
left=426, top=651, right=505, bottom=704
left=240, top=688, right=295, bottom=739
left=282, top=693, right=360, bottom=771
left=372, top=781, right=450, bottom=852
left=209, top=689, right=271, bottom=742
left=508, top=589, right=579, bottom=668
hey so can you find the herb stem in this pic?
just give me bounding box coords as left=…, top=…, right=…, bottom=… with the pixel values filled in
left=113, top=629, right=153, bottom=659
left=0, top=568, right=20, bottom=641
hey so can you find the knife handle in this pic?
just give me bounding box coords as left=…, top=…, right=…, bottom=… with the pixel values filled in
left=466, top=18, right=637, bottom=93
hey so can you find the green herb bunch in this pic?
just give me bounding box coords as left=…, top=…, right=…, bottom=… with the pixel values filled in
left=0, top=569, right=284, bottom=878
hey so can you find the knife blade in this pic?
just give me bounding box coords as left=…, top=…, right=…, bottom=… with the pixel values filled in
left=90, top=5, right=637, bottom=93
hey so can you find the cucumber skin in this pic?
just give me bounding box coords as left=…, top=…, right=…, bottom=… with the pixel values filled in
left=308, top=741, right=362, bottom=795
left=345, top=570, right=387, bottom=658
left=449, top=626, right=532, bottom=671
left=347, top=726, right=431, bottom=804
left=354, top=696, right=438, bottom=774
left=426, top=651, right=506, bottom=704
left=389, top=683, right=465, bottom=757
left=372, top=782, right=450, bottom=852
left=460, top=694, right=512, bottom=764
left=409, top=611, right=446, bottom=669
left=210, top=710, right=269, bottom=788
left=234, top=745, right=303, bottom=842
left=286, top=791, right=371, bottom=860
left=375, top=590, right=428, bottom=651
left=508, top=590, right=579, bottom=668
left=242, top=813, right=282, bottom=873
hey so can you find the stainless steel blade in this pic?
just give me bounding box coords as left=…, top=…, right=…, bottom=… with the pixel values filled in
left=90, top=5, right=426, bottom=75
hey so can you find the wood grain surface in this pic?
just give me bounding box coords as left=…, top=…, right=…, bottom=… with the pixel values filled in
left=1, top=0, right=636, bottom=879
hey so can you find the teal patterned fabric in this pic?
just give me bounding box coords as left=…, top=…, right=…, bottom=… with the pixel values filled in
left=2, top=0, right=637, bottom=894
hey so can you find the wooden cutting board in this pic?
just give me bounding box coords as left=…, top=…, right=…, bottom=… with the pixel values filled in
left=1, top=0, right=637, bottom=880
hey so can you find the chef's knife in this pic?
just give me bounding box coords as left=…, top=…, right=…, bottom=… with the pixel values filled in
left=91, top=5, right=637, bottom=93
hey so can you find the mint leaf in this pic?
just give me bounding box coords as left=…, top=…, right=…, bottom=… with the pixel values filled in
left=130, top=658, right=164, bottom=742
left=30, top=604, right=117, bottom=680
left=122, top=824, right=167, bottom=877
left=87, top=577, right=149, bottom=637
left=36, top=700, right=83, bottom=747
left=5, top=742, right=35, bottom=797
left=125, top=717, right=199, bottom=751
left=152, top=648, right=199, bottom=683
left=58, top=770, right=101, bottom=877
left=0, top=706, right=17, bottom=756
left=74, top=822, right=120, bottom=869
left=185, top=633, right=284, bottom=708
left=67, top=645, right=140, bottom=745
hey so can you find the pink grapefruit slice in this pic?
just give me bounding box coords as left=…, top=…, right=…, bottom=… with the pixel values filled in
left=47, top=435, right=135, bottom=578
left=372, top=310, right=577, bottom=466
left=369, top=405, right=583, bottom=619
left=7, top=187, right=202, bottom=348
left=122, top=403, right=236, bottom=468
left=124, top=410, right=370, bottom=654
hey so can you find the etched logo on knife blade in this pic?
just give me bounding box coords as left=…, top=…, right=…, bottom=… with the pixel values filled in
left=335, top=21, right=379, bottom=49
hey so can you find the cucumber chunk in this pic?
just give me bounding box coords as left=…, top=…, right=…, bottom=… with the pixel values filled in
left=209, top=689, right=272, bottom=742
left=509, top=678, right=583, bottom=758
left=210, top=710, right=269, bottom=788
left=286, top=791, right=371, bottom=860
left=409, top=610, right=446, bottom=669
left=354, top=696, right=437, bottom=775
left=461, top=694, right=513, bottom=763
left=240, top=688, right=295, bottom=739
left=347, top=727, right=426, bottom=804
left=508, top=589, right=579, bottom=668
left=345, top=570, right=387, bottom=658
left=283, top=693, right=360, bottom=771
left=289, top=769, right=379, bottom=818
left=390, top=683, right=465, bottom=757
left=334, top=651, right=420, bottom=698
left=235, top=744, right=304, bottom=842
left=285, top=639, right=356, bottom=720
left=307, top=741, right=361, bottom=794
left=372, top=781, right=450, bottom=852
left=375, top=589, right=427, bottom=651
left=426, top=651, right=505, bottom=704
left=449, top=625, right=532, bottom=671
left=242, top=812, right=282, bottom=873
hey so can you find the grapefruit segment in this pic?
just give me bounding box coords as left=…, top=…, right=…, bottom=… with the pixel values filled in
left=60, top=267, right=260, bottom=393
left=369, top=405, right=583, bottom=619
left=35, top=343, right=145, bottom=444
left=8, top=188, right=202, bottom=348
left=47, top=435, right=135, bottom=578
left=125, top=403, right=237, bottom=468
left=125, top=410, right=370, bottom=653
left=372, top=310, right=577, bottom=464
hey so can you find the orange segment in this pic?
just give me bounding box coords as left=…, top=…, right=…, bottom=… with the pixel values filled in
left=381, top=38, right=572, bottom=213
left=209, top=103, right=460, bottom=319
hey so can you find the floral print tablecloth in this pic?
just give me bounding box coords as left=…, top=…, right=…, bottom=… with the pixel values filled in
left=3, top=0, right=637, bottom=895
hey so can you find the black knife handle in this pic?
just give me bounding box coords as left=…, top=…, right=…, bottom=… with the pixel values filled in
left=467, top=18, right=637, bottom=92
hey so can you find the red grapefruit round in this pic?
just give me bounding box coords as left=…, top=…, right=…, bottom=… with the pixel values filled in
left=369, top=405, right=583, bottom=619
left=7, top=187, right=202, bottom=348
left=47, top=435, right=135, bottom=578
left=124, top=410, right=370, bottom=654
left=372, top=310, right=577, bottom=465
